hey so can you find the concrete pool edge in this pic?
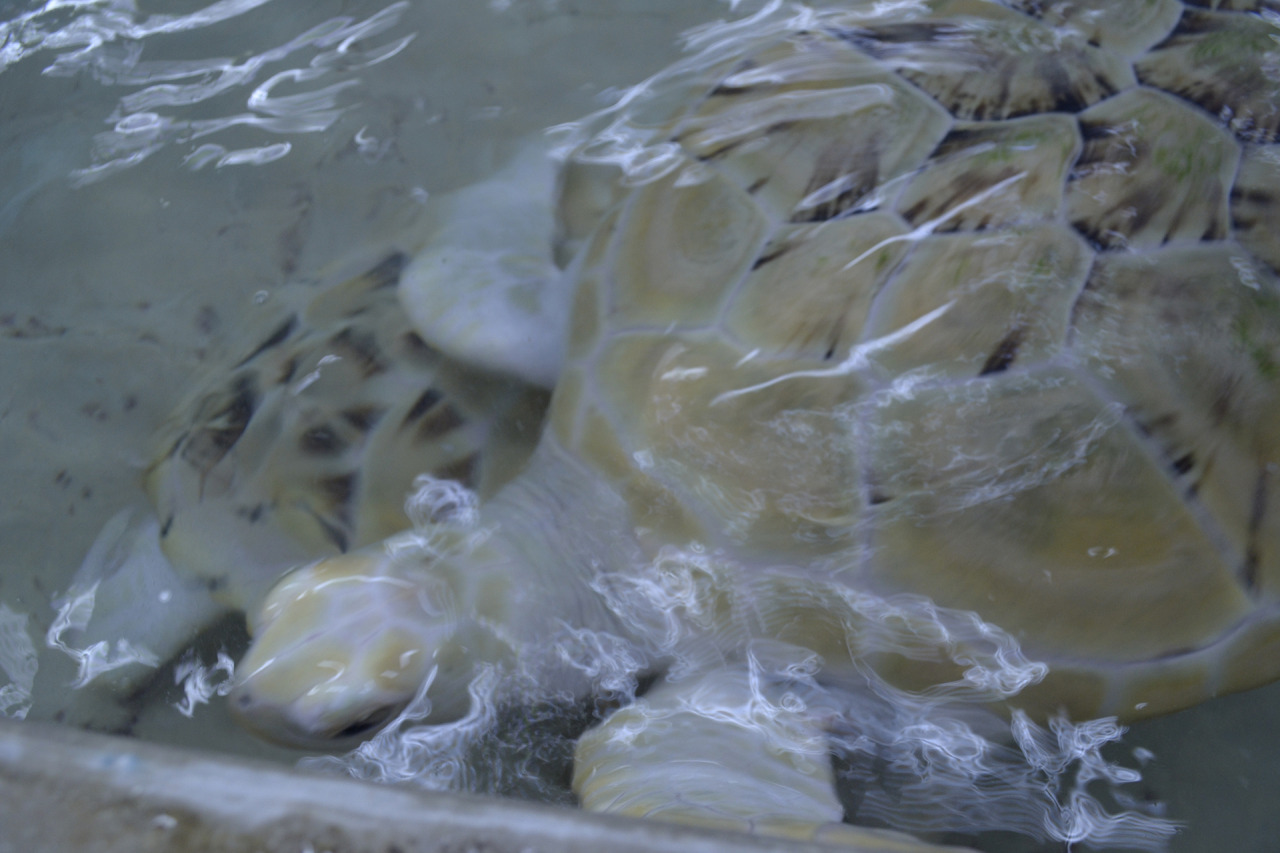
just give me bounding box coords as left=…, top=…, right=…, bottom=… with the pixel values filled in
left=0, top=718, right=961, bottom=853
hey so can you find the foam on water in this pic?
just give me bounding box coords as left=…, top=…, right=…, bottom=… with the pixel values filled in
left=404, top=473, right=482, bottom=530
left=305, top=477, right=1178, bottom=850
left=301, top=665, right=505, bottom=794
left=605, top=548, right=1176, bottom=847
left=172, top=649, right=235, bottom=718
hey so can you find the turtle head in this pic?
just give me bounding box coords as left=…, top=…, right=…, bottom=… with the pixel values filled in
left=227, top=549, right=491, bottom=749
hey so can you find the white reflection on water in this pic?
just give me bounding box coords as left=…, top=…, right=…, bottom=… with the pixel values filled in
left=303, top=474, right=1177, bottom=849
left=172, top=649, right=235, bottom=717
left=42, top=509, right=226, bottom=697
left=0, top=0, right=414, bottom=184
left=45, top=579, right=160, bottom=688
left=1, top=0, right=276, bottom=72
left=301, top=664, right=492, bottom=793
left=547, top=0, right=950, bottom=187
left=547, top=0, right=802, bottom=184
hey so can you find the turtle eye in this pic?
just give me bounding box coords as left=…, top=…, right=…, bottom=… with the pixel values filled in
left=332, top=704, right=398, bottom=740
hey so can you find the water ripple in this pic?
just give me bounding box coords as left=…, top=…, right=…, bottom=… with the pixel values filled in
left=1, top=0, right=413, bottom=184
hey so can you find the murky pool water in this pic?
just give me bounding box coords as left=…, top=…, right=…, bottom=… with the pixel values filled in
left=0, top=0, right=735, bottom=794
left=1, top=2, right=1278, bottom=852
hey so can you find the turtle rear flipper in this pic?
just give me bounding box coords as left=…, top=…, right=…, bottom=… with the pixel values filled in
left=399, top=138, right=577, bottom=389
left=572, top=666, right=974, bottom=852
left=31, top=509, right=226, bottom=731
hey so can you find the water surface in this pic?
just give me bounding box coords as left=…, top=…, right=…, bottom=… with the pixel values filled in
left=0, top=2, right=1277, bottom=851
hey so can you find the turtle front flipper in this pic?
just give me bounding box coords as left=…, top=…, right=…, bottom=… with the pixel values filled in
left=399, top=137, right=579, bottom=389
left=226, top=534, right=510, bottom=749
left=30, top=509, right=226, bottom=732
left=572, top=666, right=973, bottom=852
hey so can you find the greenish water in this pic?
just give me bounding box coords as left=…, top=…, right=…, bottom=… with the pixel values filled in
left=0, top=2, right=1277, bottom=851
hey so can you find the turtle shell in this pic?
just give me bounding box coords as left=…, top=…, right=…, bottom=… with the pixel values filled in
left=550, top=0, right=1280, bottom=721
left=146, top=253, right=548, bottom=610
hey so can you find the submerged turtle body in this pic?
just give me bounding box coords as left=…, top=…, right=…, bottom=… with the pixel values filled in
left=536, top=0, right=1280, bottom=723
left=225, top=0, right=1280, bottom=846
left=53, top=252, right=548, bottom=721
left=145, top=253, right=549, bottom=614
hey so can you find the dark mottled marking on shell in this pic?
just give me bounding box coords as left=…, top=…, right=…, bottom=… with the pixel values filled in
left=1163, top=7, right=1222, bottom=38
left=828, top=23, right=938, bottom=47
left=1038, top=58, right=1093, bottom=114
left=1069, top=229, right=1110, bottom=254
left=153, top=432, right=185, bottom=468
left=929, top=126, right=991, bottom=159
left=299, top=424, right=347, bottom=457
left=309, top=511, right=349, bottom=552
left=159, top=514, right=174, bottom=537
left=837, top=20, right=1127, bottom=121
left=1209, top=380, right=1237, bottom=426
left=979, top=327, right=1025, bottom=375
left=1243, top=468, right=1269, bottom=592
left=318, top=473, right=356, bottom=507
left=1172, top=452, right=1196, bottom=476
left=1229, top=179, right=1280, bottom=258
left=275, top=355, right=299, bottom=385
left=709, top=82, right=754, bottom=98
left=1232, top=185, right=1276, bottom=210
left=234, top=315, right=298, bottom=369
left=1075, top=183, right=1160, bottom=246
left=402, top=388, right=444, bottom=426
left=180, top=375, right=258, bottom=473
left=1077, top=120, right=1114, bottom=145
left=318, top=473, right=357, bottom=526
left=1190, top=446, right=1216, bottom=499
left=1136, top=10, right=1280, bottom=143
left=413, top=402, right=466, bottom=444
left=330, top=327, right=388, bottom=378
left=1183, top=0, right=1280, bottom=10
left=399, top=330, right=441, bottom=366
left=686, top=130, right=754, bottom=162
left=1143, top=411, right=1181, bottom=434
left=792, top=141, right=880, bottom=222
left=1069, top=99, right=1234, bottom=248
left=341, top=405, right=385, bottom=432
left=236, top=503, right=266, bottom=524
left=900, top=165, right=1021, bottom=230
left=365, top=252, right=409, bottom=289
left=1064, top=264, right=1100, bottom=338
left=708, top=58, right=760, bottom=98
left=433, top=452, right=480, bottom=490
left=751, top=244, right=792, bottom=270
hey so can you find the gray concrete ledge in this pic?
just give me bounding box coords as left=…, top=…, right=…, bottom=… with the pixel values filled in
left=0, top=719, right=957, bottom=853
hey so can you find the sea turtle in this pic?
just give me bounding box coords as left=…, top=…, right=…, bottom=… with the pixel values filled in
left=140, top=0, right=1280, bottom=847
left=143, top=250, right=551, bottom=613
left=44, top=245, right=549, bottom=720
